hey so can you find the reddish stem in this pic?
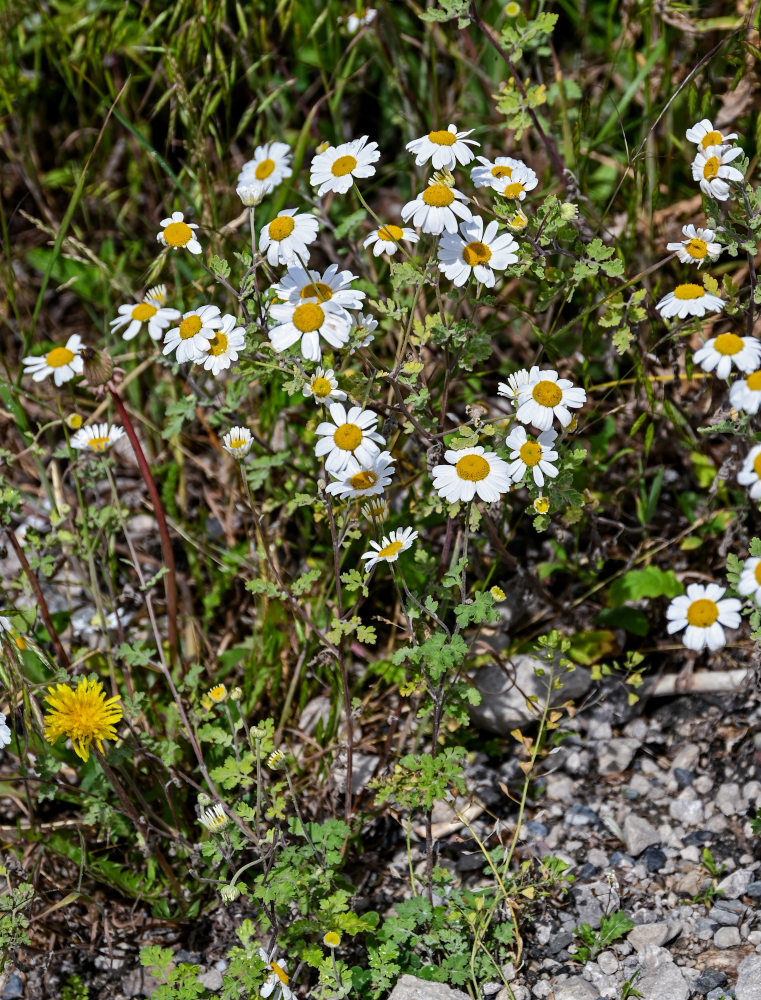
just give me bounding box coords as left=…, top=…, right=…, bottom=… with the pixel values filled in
left=7, top=530, right=70, bottom=671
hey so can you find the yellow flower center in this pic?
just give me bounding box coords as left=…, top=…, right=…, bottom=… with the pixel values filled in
left=519, top=441, right=542, bottom=466
left=423, top=184, right=455, bottom=207
left=491, top=165, right=513, bottom=178
left=754, top=452, right=761, bottom=478
left=746, top=371, right=761, bottom=390
left=292, top=303, right=325, bottom=332
left=502, top=181, right=525, bottom=198
left=229, top=437, right=247, bottom=450
left=311, top=376, right=332, bottom=397
left=300, top=282, right=333, bottom=301
left=206, top=331, right=229, bottom=357
left=378, top=224, right=403, bottom=241
left=703, top=156, right=720, bottom=180
left=685, top=238, right=708, bottom=259
left=462, top=240, right=492, bottom=267
left=685, top=598, right=719, bottom=627
left=179, top=315, right=203, bottom=339
left=674, top=283, right=705, bottom=300
left=377, top=539, right=405, bottom=559
left=455, top=454, right=490, bottom=481
left=534, top=497, right=549, bottom=513
left=46, top=346, right=75, bottom=368
left=701, top=131, right=723, bottom=149
left=714, top=332, right=743, bottom=356
left=754, top=562, right=761, bottom=586
left=131, top=302, right=158, bottom=321
left=349, top=469, right=378, bottom=490
left=428, top=129, right=456, bottom=146
left=209, top=685, right=226, bottom=701
left=334, top=423, right=363, bottom=450
left=87, top=435, right=111, bottom=451
left=270, top=963, right=289, bottom=986
left=255, top=158, right=275, bottom=179
left=163, top=220, right=193, bottom=247
left=532, top=380, right=562, bottom=407
left=331, top=154, right=357, bottom=177
left=324, top=931, right=341, bottom=948
left=269, top=216, right=296, bottom=241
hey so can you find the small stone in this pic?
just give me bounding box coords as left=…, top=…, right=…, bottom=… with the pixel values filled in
left=566, top=804, right=600, bottom=827
left=736, top=954, right=761, bottom=1000
left=695, top=969, right=728, bottom=995
left=197, top=969, right=223, bottom=992
left=550, top=978, right=599, bottom=1000
left=627, top=922, right=675, bottom=952
left=635, top=959, right=689, bottom=1000
left=572, top=879, right=620, bottom=929
left=713, top=925, right=741, bottom=949
left=623, top=814, right=661, bottom=856
left=673, top=767, right=695, bottom=788
left=544, top=773, right=576, bottom=803
left=597, top=737, right=640, bottom=775
left=388, top=974, right=470, bottom=1000
left=743, top=780, right=761, bottom=805
left=609, top=851, right=634, bottom=867
left=682, top=829, right=713, bottom=846
left=745, top=881, right=761, bottom=898
left=596, top=950, right=618, bottom=976
left=525, top=820, right=548, bottom=839
left=705, top=992, right=729, bottom=1000
left=644, top=846, right=666, bottom=872
left=482, top=983, right=502, bottom=997
left=681, top=845, right=701, bottom=863
left=708, top=899, right=745, bottom=926
left=670, top=744, right=700, bottom=771
left=532, top=982, right=552, bottom=999
left=547, top=930, right=574, bottom=955
left=716, top=783, right=741, bottom=817
left=694, top=774, right=714, bottom=795
left=669, top=791, right=704, bottom=826
left=2, top=975, right=24, bottom=1000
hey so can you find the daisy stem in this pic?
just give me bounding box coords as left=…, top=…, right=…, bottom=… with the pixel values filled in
left=6, top=531, right=70, bottom=671
left=740, top=185, right=757, bottom=337
left=283, top=761, right=324, bottom=868
left=199, top=260, right=252, bottom=325
left=109, top=389, right=180, bottom=670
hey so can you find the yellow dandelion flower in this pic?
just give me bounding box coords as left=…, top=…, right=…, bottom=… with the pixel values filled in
left=44, top=676, right=123, bottom=762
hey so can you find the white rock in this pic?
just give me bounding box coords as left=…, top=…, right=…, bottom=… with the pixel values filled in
left=736, top=954, right=761, bottom=1000
left=596, top=950, right=619, bottom=975
left=388, top=974, right=470, bottom=1000
left=716, top=782, right=741, bottom=816
left=714, top=925, right=741, bottom=949
left=550, top=978, right=599, bottom=1000
left=634, top=958, right=689, bottom=1000
left=668, top=789, right=704, bottom=826
left=597, top=737, right=640, bottom=776
left=622, top=813, right=661, bottom=856
left=716, top=867, right=753, bottom=899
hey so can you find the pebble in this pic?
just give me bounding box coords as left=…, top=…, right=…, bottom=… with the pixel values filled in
left=708, top=898, right=745, bottom=926
left=623, top=813, right=661, bottom=856
left=694, top=774, right=714, bottom=795
left=635, top=957, right=689, bottom=1000
left=197, top=969, right=223, bottom=991
left=716, top=782, right=741, bottom=817
left=713, top=925, right=741, bottom=949
left=669, top=791, right=704, bottom=826
left=565, top=804, right=600, bottom=827
left=673, top=767, right=695, bottom=788
left=695, top=969, right=729, bottom=994
left=681, top=845, right=701, bottom=863
left=596, top=950, right=618, bottom=975
left=532, top=982, right=552, bottom=999
left=572, top=880, right=620, bottom=929
left=736, top=954, right=761, bottom=1000
left=744, top=780, right=761, bottom=805
left=597, top=737, right=640, bottom=775
left=644, top=846, right=667, bottom=872
left=706, top=991, right=730, bottom=1000
left=682, top=829, right=713, bottom=846
left=547, top=930, right=574, bottom=955
left=670, top=744, right=700, bottom=771
left=2, top=975, right=24, bottom=999
left=746, top=881, right=761, bottom=898
left=716, top=868, right=753, bottom=898
left=387, top=974, right=470, bottom=1000
left=551, top=978, right=600, bottom=1000
left=627, top=921, right=676, bottom=951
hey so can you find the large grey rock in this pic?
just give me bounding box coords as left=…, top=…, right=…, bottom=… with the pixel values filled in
left=622, top=813, right=661, bottom=855
left=635, top=958, right=689, bottom=1000
left=550, top=977, right=599, bottom=1000
left=627, top=921, right=679, bottom=952
left=469, top=654, right=591, bottom=734
left=736, top=954, right=761, bottom=1000
left=716, top=866, right=753, bottom=898
left=388, top=974, right=470, bottom=1000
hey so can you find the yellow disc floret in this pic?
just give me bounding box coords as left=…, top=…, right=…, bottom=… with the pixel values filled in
left=423, top=185, right=455, bottom=207
left=331, top=154, right=357, bottom=177
left=714, top=333, right=743, bottom=356
left=46, top=346, right=75, bottom=368
left=455, top=454, right=490, bottom=481
left=428, top=129, right=456, bottom=146
left=334, top=423, right=363, bottom=450
left=377, top=539, right=405, bottom=558
left=462, top=241, right=492, bottom=267
left=179, top=315, right=203, bottom=340
left=163, top=221, right=193, bottom=247
left=269, top=216, right=296, bottom=241
left=519, top=441, right=542, bottom=466
left=685, top=598, right=719, bottom=627
left=292, top=303, right=325, bottom=332
left=131, top=302, right=158, bottom=321
left=674, top=284, right=705, bottom=300
left=532, top=381, right=563, bottom=407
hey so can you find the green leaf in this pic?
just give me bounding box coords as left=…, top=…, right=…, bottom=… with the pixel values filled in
left=608, top=566, right=683, bottom=607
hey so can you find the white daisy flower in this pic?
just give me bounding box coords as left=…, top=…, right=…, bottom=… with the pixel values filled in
left=515, top=367, right=587, bottom=431
left=437, top=215, right=519, bottom=288
left=363, top=223, right=419, bottom=257
left=493, top=162, right=538, bottom=201
left=349, top=312, right=378, bottom=354
left=693, top=332, right=761, bottom=380
left=401, top=174, right=472, bottom=234
left=163, top=305, right=223, bottom=363
left=238, top=141, right=293, bottom=189
left=738, top=443, right=761, bottom=499
left=432, top=446, right=511, bottom=503
left=326, top=450, right=395, bottom=500
left=259, top=209, right=319, bottom=266
left=345, top=7, right=377, bottom=32
left=258, top=949, right=294, bottom=1000
left=22, top=334, right=84, bottom=386
left=505, top=426, right=559, bottom=487
left=655, top=283, right=724, bottom=320
left=314, top=402, right=384, bottom=473
left=665, top=224, right=722, bottom=268
left=199, top=314, right=246, bottom=375
left=310, top=136, right=380, bottom=196
left=156, top=211, right=202, bottom=255
left=199, top=803, right=228, bottom=832
left=497, top=368, right=531, bottom=407
left=222, top=426, right=253, bottom=458
left=470, top=155, right=527, bottom=189
left=738, top=557, right=761, bottom=605
left=666, top=583, right=741, bottom=652
left=145, top=284, right=169, bottom=306
left=0, top=712, right=10, bottom=750
left=405, top=124, right=478, bottom=171
left=110, top=295, right=181, bottom=342
left=302, top=367, right=347, bottom=404
left=691, top=145, right=744, bottom=201
left=361, top=497, right=390, bottom=521
left=273, top=263, right=365, bottom=319
left=361, top=527, right=418, bottom=572
left=237, top=183, right=268, bottom=207
left=685, top=119, right=738, bottom=151
left=729, top=369, right=761, bottom=414
left=268, top=299, right=351, bottom=362
left=70, top=422, right=125, bottom=453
